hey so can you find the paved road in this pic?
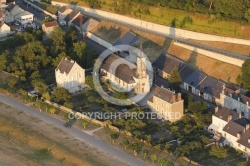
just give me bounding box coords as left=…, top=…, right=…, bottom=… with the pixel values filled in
left=0, top=93, right=148, bottom=166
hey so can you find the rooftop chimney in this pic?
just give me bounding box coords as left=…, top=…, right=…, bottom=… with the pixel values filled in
left=70, top=60, right=74, bottom=63
left=177, top=93, right=182, bottom=101
left=215, top=106, right=219, bottom=113
left=172, top=95, right=176, bottom=103
left=238, top=97, right=240, bottom=102
left=228, top=114, right=232, bottom=122
left=248, top=137, right=250, bottom=144
left=246, top=124, right=250, bottom=131
left=239, top=112, right=242, bottom=118
left=230, top=94, right=232, bottom=98
left=237, top=132, right=242, bottom=140
left=247, top=101, right=249, bottom=107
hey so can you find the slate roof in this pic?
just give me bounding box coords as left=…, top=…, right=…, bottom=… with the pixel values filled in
left=237, top=130, right=250, bottom=149
left=214, top=107, right=239, bottom=122
left=64, top=10, right=79, bottom=22
left=223, top=119, right=247, bottom=137
left=153, top=87, right=178, bottom=103
left=43, top=21, right=58, bottom=28
left=153, top=53, right=186, bottom=74
left=154, top=75, right=169, bottom=88
left=56, top=58, right=75, bottom=74
left=197, top=77, right=224, bottom=98
left=101, top=54, right=138, bottom=84
left=81, top=18, right=100, bottom=32
left=113, top=31, right=139, bottom=46
left=58, top=6, right=71, bottom=13
left=6, top=2, right=15, bottom=12
left=179, top=65, right=195, bottom=81
left=223, top=87, right=250, bottom=105
left=184, top=70, right=206, bottom=87
left=71, top=14, right=89, bottom=27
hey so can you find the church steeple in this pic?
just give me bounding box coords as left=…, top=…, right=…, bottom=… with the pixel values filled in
left=137, top=43, right=146, bottom=79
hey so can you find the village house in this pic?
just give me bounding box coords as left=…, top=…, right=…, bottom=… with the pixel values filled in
left=62, top=10, right=80, bottom=25
left=70, top=14, right=89, bottom=33
left=153, top=53, right=186, bottom=79
left=57, top=6, right=73, bottom=21
left=15, top=10, right=33, bottom=25
left=0, top=22, right=10, bottom=37
left=147, top=87, right=184, bottom=122
left=220, top=86, right=250, bottom=119
left=209, top=107, right=250, bottom=158
left=42, top=21, right=58, bottom=36
left=55, top=58, right=85, bottom=93
left=81, top=18, right=99, bottom=35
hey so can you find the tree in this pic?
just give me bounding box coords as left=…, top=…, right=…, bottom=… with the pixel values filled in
left=8, top=78, right=18, bottom=89
left=82, top=121, right=88, bottom=129
left=158, top=158, right=167, bottom=166
left=237, top=59, right=250, bottom=90
left=150, top=154, right=157, bottom=163
left=209, top=145, right=228, bottom=159
left=49, top=107, right=56, bottom=114
left=165, top=142, right=171, bottom=152
left=31, top=79, right=48, bottom=94
left=73, top=41, right=87, bottom=65
left=110, top=133, right=119, bottom=143
left=125, top=119, right=146, bottom=132
left=85, top=75, right=94, bottom=89
left=168, top=68, right=182, bottom=92
left=50, top=27, right=66, bottom=53
left=142, top=149, right=148, bottom=159
left=52, top=87, right=71, bottom=104
left=122, top=139, right=130, bottom=149
left=188, top=101, right=207, bottom=117
left=237, top=161, right=248, bottom=166
left=63, top=101, right=74, bottom=109
left=129, top=143, right=141, bottom=155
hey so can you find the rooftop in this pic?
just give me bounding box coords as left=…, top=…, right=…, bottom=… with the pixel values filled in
left=197, top=77, right=224, bottom=98
left=56, top=58, right=75, bottom=74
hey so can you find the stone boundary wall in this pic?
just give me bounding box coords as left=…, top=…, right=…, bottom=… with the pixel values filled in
left=174, top=42, right=244, bottom=67
left=52, top=1, right=250, bottom=46
left=24, top=0, right=57, bottom=19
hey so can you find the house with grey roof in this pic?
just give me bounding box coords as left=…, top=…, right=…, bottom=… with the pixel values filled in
left=55, top=57, right=85, bottom=93
left=220, top=86, right=250, bottom=120
left=63, top=10, right=80, bottom=25
left=81, top=18, right=100, bottom=35
left=147, top=87, right=184, bottom=122
left=153, top=53, right=186, bottom=79
left=70, top=14, right=89, bottom=33
left=182, top=70, right=206, bottom=95
left=196, top=77, right=224, bottom=104
left=209, top=107, right=250, bottom=158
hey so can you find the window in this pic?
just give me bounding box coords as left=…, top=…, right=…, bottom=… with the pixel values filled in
left=238, top=144, right=241, bottom=147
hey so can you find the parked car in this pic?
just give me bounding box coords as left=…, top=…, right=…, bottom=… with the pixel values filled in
left=64, top=122, right=72, bottom=128
left=14, top=22, right=20, bottom=26
left=59, top=21, right=66, bottom=26
left=83, top=35, right=88, bottom=39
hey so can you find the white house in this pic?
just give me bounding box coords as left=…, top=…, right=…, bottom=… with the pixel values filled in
left=0, top=22, right=10, bottom=37
left=55, top=58, right=85, bottom=93
left=15, top=11, right=33, bottom=25
left=220, top=87, right=250, bottom=120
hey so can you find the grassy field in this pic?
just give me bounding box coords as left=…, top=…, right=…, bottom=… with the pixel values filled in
left=57, top=0, right=250, bottom=38
left=168, top=42, right=241, bottom=84
left=0, top=102, right=127, bottom=166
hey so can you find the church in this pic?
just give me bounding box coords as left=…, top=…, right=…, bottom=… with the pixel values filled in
left=100, top=48, right=151, bottom=94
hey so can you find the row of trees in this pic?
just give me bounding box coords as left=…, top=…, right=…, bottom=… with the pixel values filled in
left=111, top=0, right=250, bottom=22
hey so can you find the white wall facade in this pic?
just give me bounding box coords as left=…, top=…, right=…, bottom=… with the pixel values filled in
left=55, top=63, right=85, bottom=93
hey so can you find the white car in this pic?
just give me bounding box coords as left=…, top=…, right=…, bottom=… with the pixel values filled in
left=14, top=22, right=20, bottom=26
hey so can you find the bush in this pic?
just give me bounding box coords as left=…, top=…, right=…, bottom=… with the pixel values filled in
left=49, top=107, right=56, bottom=114
left=42, top=92, right=50, bottom=100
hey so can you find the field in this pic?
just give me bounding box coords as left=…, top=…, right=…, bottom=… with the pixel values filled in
left=190, top=40, right=250, bottom=56
left=168, top=42, right=241, bottom=84
left=0, top=102, right=127, bottom=166
left=57, top=0, right=250, bottom=38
